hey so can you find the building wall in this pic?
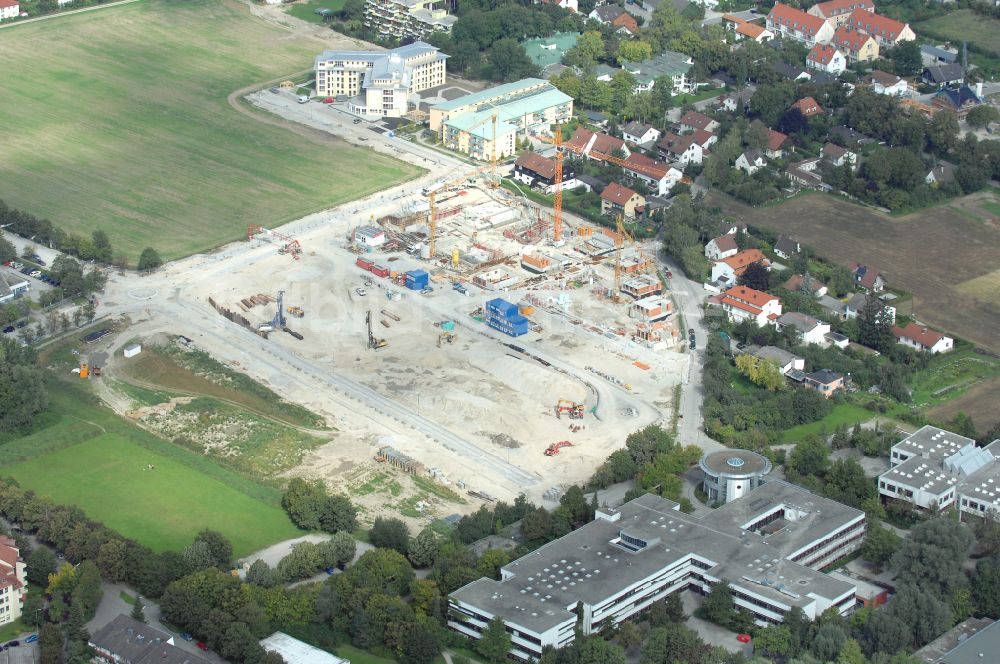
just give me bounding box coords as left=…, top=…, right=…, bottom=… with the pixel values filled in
left=0, top=3, right=17, bottom=19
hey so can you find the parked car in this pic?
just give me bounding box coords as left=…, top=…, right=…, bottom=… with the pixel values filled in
left=322, top=97, right=334, bottom=104
left=353, top=118, right=363, bottom=124
left=20, top=268, right=31, bottom=275
left=2, top=326, right=14, bottom=334
left=196, top=642, right=208, bottom=651
left=24, top=635, right=38, bottom=644
left=9, top=262, right=22, bottom=270
left=29, top=270, right=41, bottom=278
left=736, top=342, right=746, bottom=350
left=269, top=87, right=280, bottom=94
left=7, top=641, right=20, bottom=648
left=31, top=254, right=45, bottom=266
left=180, top=633, right=193, bottom=642
left=355, top=288, right=366, bottom=297
left=421, top=286, right=434, bottom=294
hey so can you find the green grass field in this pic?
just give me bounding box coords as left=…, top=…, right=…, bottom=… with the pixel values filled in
left=780, top=403, right=873, bottom=443
left=3, top=432, right=301, bottom=555
left=917, top=10, right=1000, bottom=57
left=285, top=0, right=346, bottom=23
left=0, top=377, right=301, bottom=556
left=0, top=0, right=422, bottom=261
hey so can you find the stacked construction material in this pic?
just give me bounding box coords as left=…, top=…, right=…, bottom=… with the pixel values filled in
left=485, top=298, right=528, bottom=337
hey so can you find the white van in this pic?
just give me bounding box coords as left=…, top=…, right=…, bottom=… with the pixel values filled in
left=297, top=95, right=309, bottom=104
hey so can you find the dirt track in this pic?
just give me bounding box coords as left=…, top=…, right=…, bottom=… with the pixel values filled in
left=710, top=192, right=1000, bottom=353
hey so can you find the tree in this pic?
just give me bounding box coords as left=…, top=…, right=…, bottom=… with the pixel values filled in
left=967, top=104, right=1000, bottom=130
left=738, top=261, right=770, bottom=292
left=475, top=617, right=511, bottom=663
left=369, top=517, right=410, bottom=555
left=625, top=425, right=675, bottom=466
left=0, top=236, right=15, bottom=264
left=812, top=622, right=848, bottom=661
left=27, top=547, right=57, bottom=587
left=701, top=581, right=735, bottom=626
left=91, top=230, right=113, bottom=263
left=400, top=619, right=441, bottom=664
left=892, top=517, right=973, bottom=596
left=246, top=560, right=277, bottom=588
left=889, top=41, right=922, bottom=76
left=182, top=540, right=216, bottom=574
left=927, top=111, right=960, bottom=155
left=973, top=557, right=1000, bottom=618
left=348, top=548, right=414, bottom=596
left=754, top=625, right=792, bottom=657
left=277, top=542, right=323, bottom=582
left=887, top=583, right=952, bottom=648
left=578, top=635, right=626, bottom=664
left=329, top=530, right=358, bottom=567
left=487, top=39, right=539, bottom=82
left=40, top=623, right=63, bottom=664
left=195, top=530, right=233, bottom=570
left=862, top=522, right=902, bottom=571
left=565, top=31, right=604, bottom=68
left=617, top=40, right=653, bottom=64
left=0, top=338, right=49, bottom=434
left=830, top=264, right=854, bottom=297
left=131, top=597, right=146, bottom=623
left=857, top=294, right=894, bottom=352
left=787, top=436, right=830, bottom=479
left=137, top=247, right=162, bottom=272
left=641, top=623, right=704, bottom=664
left=408, top=527, right=439, bottom=568
left=734, top=354, right=784, bottom=391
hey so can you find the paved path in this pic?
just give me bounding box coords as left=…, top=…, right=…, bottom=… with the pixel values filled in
left=0, top=0, right=140, bottom=29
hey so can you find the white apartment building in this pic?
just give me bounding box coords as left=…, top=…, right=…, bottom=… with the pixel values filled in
left=0, top=537, right=25, bottom=626
left=364, top=0, right=456, bottom=41
left=450, top=483, right=865, bottom=660
left=314, top=42, right=446, bottom=118
left=880, top=426, right=1000, bottom=520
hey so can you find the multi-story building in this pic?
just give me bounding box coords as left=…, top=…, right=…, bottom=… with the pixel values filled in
left=364, top=0, right=456, bottom=41
left=709, top=285, right=782, bottom=326
left=843, top=9, right=915, bottom=49
left=600, top=183, right=645, bottom=219
left=450, top=483, right=865, bottom=660
left=431, top=79, right=573, bottom=160
left=0, top=537, right=24, bottom=626
left=807, top=0, right=874, bottom=28
left=91, top=615, right=212, bottom=664
left=878, top=426, right=1000, bottom=520
left=314, top=42, right=446, bottom=118
left=831, top=26, right=879, bottom=62
left=767, top=3, right=836, bottom=46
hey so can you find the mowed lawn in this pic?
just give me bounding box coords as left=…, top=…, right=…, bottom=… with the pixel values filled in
left=917, top=10, right=1000, bottom=57
left=2, top=433, right=301, bottom=556
left=0, top=0, right=422, bottom=260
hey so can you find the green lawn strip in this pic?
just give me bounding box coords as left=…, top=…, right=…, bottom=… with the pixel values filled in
left=916, top=10, right=1000, bottom=59
left=119, top=591, right=136, bottom=605
left=780, top=403, right=873, bottom=443
left=1, top=431, right=301, bottom=556
left=905, top=347, right=1000, bottom=408
left=285, top=0, right=346, bottom=23
left=0, top=0, right=422, bottom=260
left=332, top=646, right=396, bottom=664
left=980, top=200, right=1000, bottom=217
left=0, top=618, right=30, bottom=643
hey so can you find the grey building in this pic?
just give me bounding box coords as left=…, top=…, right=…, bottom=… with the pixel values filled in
left=450, top=482, right=865, bottom=660
left=90, top=615, right=211, bottom=664
left=699, top=449, right=772, bottom=504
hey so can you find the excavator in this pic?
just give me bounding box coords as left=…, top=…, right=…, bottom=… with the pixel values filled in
left=555, top=399, right=585, bottom=420
left=544, top=441, right=574, bottom=456
left=437, top=331, right=456, bottom=347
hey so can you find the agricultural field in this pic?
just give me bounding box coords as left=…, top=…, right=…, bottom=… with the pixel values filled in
left=710, top=191, right=1000, bottom=354
left=0, top=379, right=302, bottom=556
left=916, top=10, right=1000, bottom=58
left=0, top=0, right=422, bottom=261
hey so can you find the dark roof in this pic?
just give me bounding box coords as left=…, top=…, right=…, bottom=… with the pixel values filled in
left=927, top=161, right=957, bottom=183
left=771, top=61, right=809, bottom=80
left=584, top=110, right=608, bottom=123
left=829, top=125, right=870, bottom=145
left=740, top=148, right=763, bottom=163
left=622, top=121, right=655, bottom=138
left=514, top=151, right=556, bottom=179
left=923, top=63, right=965, bottom=84
left=89, top=615, right=211, bottom=664
left=822, top=142, right=847, bottom=159
left=809, top=71, right=838, bottom=85
left=710, top=234, right=738, bottom=253
left=806, top=369, right=842, bottom=385
left=920, top=44, right=958, bottom=64
left=934, top=85, right=982, bottom=110
left=774, top=235, right=800, bottom=255
left=592, top=4, right=626, bottom=21
left=577, top=174, right=606, bottom=190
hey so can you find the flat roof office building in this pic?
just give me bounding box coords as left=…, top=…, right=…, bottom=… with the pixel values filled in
left=450, top=481, right=865, bottom=660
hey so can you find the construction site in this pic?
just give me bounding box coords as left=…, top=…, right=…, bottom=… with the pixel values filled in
left=100, top=126, right=690, bottom=519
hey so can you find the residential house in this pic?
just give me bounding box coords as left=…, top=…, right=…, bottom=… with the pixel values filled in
left=844, top=292, right=896, bottom=323
left=807, top=44, right=846, bottom=74
left=656, top=133, right=703, bottom=165
left=0, top=537, right=25, bottom=626
left=718, top=221, right=747, bottom=236
left=0, top=0, right=18, bottom=20
left=90, top=615, right=212, bottom=664
left=791, top=96, right=824, bottom=118
left=866, top=69, right=908, bottom=96
left=735, top=149, right=766, bottom=174
left=601, top=183, right=645, bottom=219
left=720, top=88, right=755, bottom=113
left=691, top=128, right=718, bottom=151
left=566, top=127, right=632, bottom=160
left=787, top=158, right=827, bottom=189
left=783, top=274, right=829, bottom=297
left=711, top=248, right=769, bottom=285
left=933, top=85, right=984, bottom=119
left=622, top=153, right=683, bottom=195
left=616, top=51, right=695, bottom=94
left=923, top=63, right=966, bottom=88
left=704, top=234, right=739, bottom=261
left=920, top=44, right=958, bottom=68
left=764, top=127, right=788, bottom=159
left=512, top=152, right=580, bottom=193
left=678, top=110, right=719, bottom=133
left=804, top=369, right=845, bottom=397
left=522, top=33, right=581, bottom=76
left=710, top=285, right=782, bottom=325
left=773, top=235, right=801, bottom=259
left=777, top=311, right=831, bottom=345
left=844, top=9, right=915, bottom=49
left=893, top=322, right=954, bottom=353
left=612, top=12, right=639, bottom=34
left=850, top=263, right=885, bottom=292
left=826, top=332, right=850, bottom=349
left=538, top=0, right=578, bottom=11
left=576, top=175, right=607, bottom=193
left=926, top=162, right=957, bottom=186
left=831, top=26, right=879, bottom=62
left=829, top=125, right=871, bottom=147
left=766, top=3, right=835, bottom=46
left=807, top=0, right=874, bottom=27
left=747, top=345, right=805, bottom=375
left=772, top=61, right=813, bottom=82
left=821, top=142, right=857, bottom=168
left=621, top=121, right=661, bottom=146
left=589, top=4, right=628, bottom=24
left=818, top=294, right=848, bottom=318
left=723, top=15, right=774, bottom=42
left=584, top=110, right=609, bottom=127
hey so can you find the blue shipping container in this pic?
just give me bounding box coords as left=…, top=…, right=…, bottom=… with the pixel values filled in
left=487, top=316, right=528, bottom=337
left=405, top=270, right=429, bottom=289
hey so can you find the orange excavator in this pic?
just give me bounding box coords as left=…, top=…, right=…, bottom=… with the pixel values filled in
left=544, top=441, right=574, bottom=456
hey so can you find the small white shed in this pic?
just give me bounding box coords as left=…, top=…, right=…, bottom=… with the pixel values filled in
left=123, top=344, right=142, bottom=358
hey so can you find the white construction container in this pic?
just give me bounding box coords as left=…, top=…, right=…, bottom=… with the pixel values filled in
left=123, top=344, right=142, bottom=358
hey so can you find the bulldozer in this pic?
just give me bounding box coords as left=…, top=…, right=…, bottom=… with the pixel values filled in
left=555, top=399, right=584, bottom=420
left=287, top=305, right=305, bottom=318
left=544, top=441, right=574, bottom=456
left=437, top=331, right=457, bottom=348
